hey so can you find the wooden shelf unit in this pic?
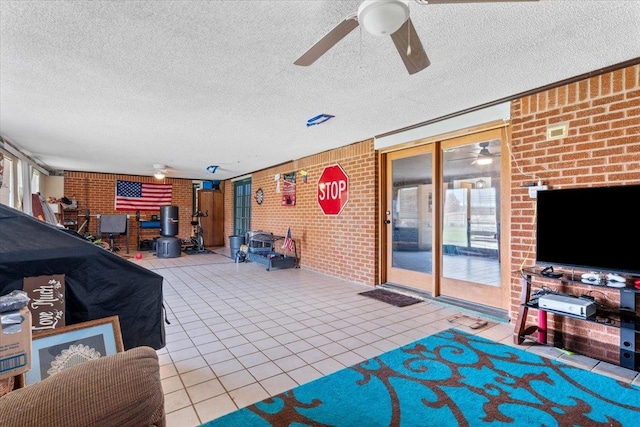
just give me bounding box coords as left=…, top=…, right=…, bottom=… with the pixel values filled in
left=60, top=207, right=79, bottom=230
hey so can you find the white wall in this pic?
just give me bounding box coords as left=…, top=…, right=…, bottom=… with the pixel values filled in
left=374, top=103, right=511, bottom=150
left=42, top=175, right=64, bottom=199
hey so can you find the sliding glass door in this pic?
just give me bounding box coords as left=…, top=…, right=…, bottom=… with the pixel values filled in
left=383, top=126, right=509, bottom=310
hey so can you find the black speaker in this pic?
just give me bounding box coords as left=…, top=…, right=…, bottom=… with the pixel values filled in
left=160, top=205, right=179, bottom=237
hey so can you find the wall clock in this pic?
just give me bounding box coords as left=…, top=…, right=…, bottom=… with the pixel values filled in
left=255, top=188, right=264, bottom=205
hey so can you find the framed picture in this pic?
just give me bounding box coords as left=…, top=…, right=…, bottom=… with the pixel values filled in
left=26, top=316, right=123, bottom=385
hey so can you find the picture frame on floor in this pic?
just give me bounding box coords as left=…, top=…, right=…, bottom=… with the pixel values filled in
left=26, top=316, right=123, bottom=385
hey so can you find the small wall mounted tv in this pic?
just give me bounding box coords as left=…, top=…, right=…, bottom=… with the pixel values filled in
left=535, top=184, right=640, bottom=275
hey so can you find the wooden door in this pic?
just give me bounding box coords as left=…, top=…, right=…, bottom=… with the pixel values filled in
left=198, top=190, right=224, bottom=247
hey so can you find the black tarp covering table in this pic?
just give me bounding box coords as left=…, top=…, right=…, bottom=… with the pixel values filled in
left=0, top=204, right=165, bottom=350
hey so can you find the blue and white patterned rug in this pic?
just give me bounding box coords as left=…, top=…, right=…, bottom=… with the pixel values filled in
left=201, top=328, right=640, bottom=426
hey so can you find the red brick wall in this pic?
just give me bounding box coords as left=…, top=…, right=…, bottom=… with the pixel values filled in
left=509, top=64, right=640, bottom=363
left=51, top=64, right=639, bottom=367
left=223, top=140, right=378, bottom=285
left=64, top=171, right=195, bottom=250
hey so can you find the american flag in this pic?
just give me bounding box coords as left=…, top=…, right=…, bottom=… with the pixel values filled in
left=115, top=180, right=172, bottom=211
left=282, top=227, right=294, bottom=252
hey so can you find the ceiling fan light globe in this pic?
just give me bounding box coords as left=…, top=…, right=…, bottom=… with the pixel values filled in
left=153, top=171, right=166, bottom=179
left=476, top=157, right=493, bottom=166
left=358, top=0, right=409, bottom=36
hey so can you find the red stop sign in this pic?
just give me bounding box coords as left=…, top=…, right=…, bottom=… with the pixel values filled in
left=317, top=164, right=349, bottom=215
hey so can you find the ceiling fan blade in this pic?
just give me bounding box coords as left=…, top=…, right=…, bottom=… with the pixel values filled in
left=448, top=156, right=477, bottom=162
left=294, top=15, right=359, bottom=66
left=390, top=18, right=430, bottom=75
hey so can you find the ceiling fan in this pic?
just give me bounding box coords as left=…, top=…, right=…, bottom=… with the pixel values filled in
left=294, top=0, right=537, bottom=75
left=447, top=141, right=500, bottom=165
left=474, top=141, right=500, bottom=165
left=151, top=164, right=171, bottom=180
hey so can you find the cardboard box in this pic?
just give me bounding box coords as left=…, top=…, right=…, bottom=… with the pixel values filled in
left=0, top=307, right=32, bottom=380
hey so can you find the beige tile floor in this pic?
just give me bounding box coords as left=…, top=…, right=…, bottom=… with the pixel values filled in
left=131, top=250, right=640, bottom=427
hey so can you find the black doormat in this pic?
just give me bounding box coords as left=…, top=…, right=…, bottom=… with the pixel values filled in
left=183, top=248, right=215, bottom=255
left=358, top=288, right=422, bottom=307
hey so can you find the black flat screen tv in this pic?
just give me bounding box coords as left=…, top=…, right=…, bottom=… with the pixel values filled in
left=535, top=184, right=640, bottom=275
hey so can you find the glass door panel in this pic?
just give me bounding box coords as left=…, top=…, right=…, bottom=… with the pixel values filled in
left=233, top=178, right=251, bottom=236
left=386, top=146, right=434, bottom=293
left=440, top=128, right=507, bottom=309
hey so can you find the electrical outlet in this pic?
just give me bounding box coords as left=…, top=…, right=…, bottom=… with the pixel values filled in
left=528, top=185, right=548, bottom=198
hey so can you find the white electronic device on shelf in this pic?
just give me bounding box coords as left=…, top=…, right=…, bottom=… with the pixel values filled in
left=580, top=272, right=627, bottom=287
left=581, top=272, right=604, bottom=285
left=606, top=281, right=626, bottom=288
left=538, top=294, right=596, bottom=318
left=606, top=273, right=626, bottom=283
left=581, top=273, right=600, bottom=281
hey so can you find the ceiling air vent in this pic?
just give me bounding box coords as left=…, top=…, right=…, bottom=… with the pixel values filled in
left=546, top=123, right=568, bottom=141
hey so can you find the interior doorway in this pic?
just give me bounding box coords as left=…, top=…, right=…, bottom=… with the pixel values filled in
left=233, top=178, right=251, bottom=237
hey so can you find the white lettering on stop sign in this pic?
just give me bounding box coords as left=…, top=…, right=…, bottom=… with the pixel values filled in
left=317, top=164, right=349, bottom=215
left=319, top=180, right=347, bottom=201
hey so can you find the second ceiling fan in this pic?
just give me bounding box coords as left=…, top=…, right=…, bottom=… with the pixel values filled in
left=294, top=0, right=536, bottom=75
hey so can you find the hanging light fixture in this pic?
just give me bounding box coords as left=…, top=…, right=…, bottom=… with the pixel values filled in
left=475, top=179, right=486, bottom=189
left=476, top=156, right=493, bottom=166
left=153, top=164, right=166, bottom=180
left=357, top=0, right=410, bottom=36
left=475, top=143, right=494, bottom=165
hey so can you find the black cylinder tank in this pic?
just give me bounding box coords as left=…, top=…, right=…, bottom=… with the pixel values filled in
left=160, top=205, right=179, bottom=237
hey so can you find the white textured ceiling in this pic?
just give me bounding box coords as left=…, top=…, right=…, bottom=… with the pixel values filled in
left=1, top=1, right=639, bottom=181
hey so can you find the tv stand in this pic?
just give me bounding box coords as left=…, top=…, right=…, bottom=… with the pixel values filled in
left=514, top=266, right=639, bottom=372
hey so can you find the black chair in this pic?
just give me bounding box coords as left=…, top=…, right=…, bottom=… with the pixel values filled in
left=99, top=214, right=128, bottom=252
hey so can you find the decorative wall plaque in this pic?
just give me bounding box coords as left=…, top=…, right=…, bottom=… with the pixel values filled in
left=23, top=274, right=65, bottom=332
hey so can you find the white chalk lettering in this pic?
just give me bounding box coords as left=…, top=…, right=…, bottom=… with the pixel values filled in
left=30, top=285, right=60, bottom=309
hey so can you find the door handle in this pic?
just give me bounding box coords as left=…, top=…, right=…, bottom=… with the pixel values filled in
left=384, top=220, right=391, bottom=224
